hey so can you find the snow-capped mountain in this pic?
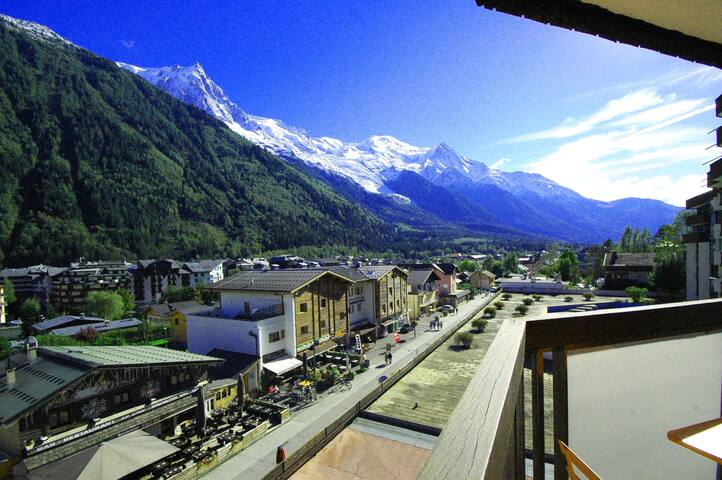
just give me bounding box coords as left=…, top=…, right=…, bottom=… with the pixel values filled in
left=116, top=62, right=502, bottom=196
left=117, top=61, right=680, bottom=242
left=0, top=13, right=75, bottom=47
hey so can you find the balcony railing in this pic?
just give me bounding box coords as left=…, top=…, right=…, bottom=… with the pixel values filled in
left=419, top=299, right=722, bottom=480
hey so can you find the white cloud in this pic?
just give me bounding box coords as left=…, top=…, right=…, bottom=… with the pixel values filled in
left=490, top=157, right=511, bottom=169
left=121, top=39, right=135, bottom=49
left=509, top=89, right=665, bottom=142
left=516, top=85, right=715, bottom=206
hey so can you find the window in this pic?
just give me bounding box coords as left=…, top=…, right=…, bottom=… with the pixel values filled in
left=49, top=410, right=70, bottom=428
left=320, top=320, right=326, bottom=328
left=216, top=392, right=221, bottom=401
left=356, top=287, right=362, bottom=295
left=320, top=298, right=327, bottom=308
left=300, top=302, right=308, bottom=313
left=301, top=325, right=309, bottom=335
left=397, top=300, right=400, bottom=308
left=114, top=391, right=130, bottom=405
left=357, top=304, right=362, bottom=312
left=389, top=302, right=393, bottom=311
left=268, top=329, right=285, bottom=343
left=174, top=319, right=179, bottom=326
left=389, top=287, right=393, bottom=294
left=382, top=305, right=387, bottom=313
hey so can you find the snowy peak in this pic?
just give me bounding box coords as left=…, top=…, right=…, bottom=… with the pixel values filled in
left=117, top=61, right=583, bottom=204
left=0, top=14, right=76, bottom=47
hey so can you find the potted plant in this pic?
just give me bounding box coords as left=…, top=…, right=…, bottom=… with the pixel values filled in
left=502, top=293, right=512, bottom=301
left=515, top=304, right=529, bottom=316
left=494, top=301, right=504, bottom=310
left=483, top=306, right=496, bottom=318
left=522, top=298, right=534, bottom=306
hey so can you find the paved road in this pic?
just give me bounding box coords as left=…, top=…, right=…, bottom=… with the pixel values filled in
left=204, top=292, right=498, bottom=480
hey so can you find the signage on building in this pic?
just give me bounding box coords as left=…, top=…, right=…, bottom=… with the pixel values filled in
left=263, top=349, right=287, bottom=363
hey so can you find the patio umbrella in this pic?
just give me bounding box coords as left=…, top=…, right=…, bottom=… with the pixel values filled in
left=195, top=387, right=207, bottom=435
left=29, top=430, right=178, bottom=480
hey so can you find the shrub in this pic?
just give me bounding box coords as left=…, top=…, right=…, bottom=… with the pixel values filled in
left=522, top=298, right=534, bottom=306
left=483, top=306, right=496, bottom=318
left=564, top=296, right=573, bottom=302
left=515, top=305, right=529, bottom=315
left=532, top=294, right=543, bottom=302
left=471, top=318, right=488, bottom=332
left=502, top=293, right=512, bottom=301
left=494, top=301, right=504, bottom=310
left=75, top=327, right=98, bottom=343
left=582, top=292, right=594, bottom=301
left=625, top=286, right=648, bottom=303
left=455, top=332, right=474, bottom=349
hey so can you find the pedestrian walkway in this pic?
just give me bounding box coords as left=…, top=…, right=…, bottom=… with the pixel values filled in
left=204, top=292, right=498, bottom=480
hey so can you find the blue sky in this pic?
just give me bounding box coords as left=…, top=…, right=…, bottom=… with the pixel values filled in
left=2, top=1, right=720, bottom=206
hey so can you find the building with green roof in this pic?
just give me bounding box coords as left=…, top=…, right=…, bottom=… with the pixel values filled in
left=0, top=342, right=221, bottom=476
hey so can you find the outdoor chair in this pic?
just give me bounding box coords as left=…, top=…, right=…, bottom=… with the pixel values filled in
left=558, top=440, right=603, bottom=480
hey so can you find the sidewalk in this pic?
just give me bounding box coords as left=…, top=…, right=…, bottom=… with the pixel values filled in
left=204, top=292, right=497, bottom=480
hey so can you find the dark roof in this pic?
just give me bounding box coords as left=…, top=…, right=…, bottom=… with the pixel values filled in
left=0, top=265, right=67, bottom=278
left=357, top=265, right=406, bottom=280
left=397, top=263, right=436, bottom=271
left=207, top=349, right=259, bottom=380
left=603, top=252, right=656, bottom=269
left=322, top=266, right=372, bottom=282
left=33, top=315, right=107, bottom=333
left=40, top=346, right=222, bottom=368
left=50, top=318, right=142, bottom=337
left=146, top=301, right=216, bottom=317
left=436, top=263, right=457, bottom=275
left=213, top=269, right=350, bottom=292
left=183, top=259, right=225, bottom=273
left=407, top=270, right=440, bottom=288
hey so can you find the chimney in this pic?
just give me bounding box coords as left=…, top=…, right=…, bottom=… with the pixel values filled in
left=6, top=367, right=16, bottom=389
left=26, top=339, right=38, bottom=364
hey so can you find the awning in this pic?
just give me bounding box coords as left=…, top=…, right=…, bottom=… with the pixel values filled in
left=29, top=430, right=178, bottom=480
left=351, top=321, right=377, bottom=336
left=445, top=289, right=470, bottom=298
left=263, top=356, right=303, bottom=376
left=303, top=340, right=339, bottom=359
left=380, top=320, right=396, bottom=327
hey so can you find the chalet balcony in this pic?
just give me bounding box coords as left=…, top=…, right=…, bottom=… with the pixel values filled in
left=419, top=299, right=722, bottom=480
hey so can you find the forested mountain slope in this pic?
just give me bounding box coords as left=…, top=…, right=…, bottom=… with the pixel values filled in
left=0, top=19, right=396, bottom=265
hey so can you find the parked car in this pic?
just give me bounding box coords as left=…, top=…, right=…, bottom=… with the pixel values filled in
left=8, top=320, right=22, bottom=327
left=399, top=323, right=414, bottom=334
left=438, top=305, right=454, bottom=313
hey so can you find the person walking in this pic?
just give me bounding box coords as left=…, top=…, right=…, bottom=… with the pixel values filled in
left=387, top=352, right=393, bottom=365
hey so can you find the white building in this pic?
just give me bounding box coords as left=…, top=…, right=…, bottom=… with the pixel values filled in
left=187, top=269, right=352, bottom=380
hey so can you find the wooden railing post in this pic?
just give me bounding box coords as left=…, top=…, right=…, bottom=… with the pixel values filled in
left=553, top=346, right=569, bottom=480
left=532, top=350, right=545, bottom=480
left=515, top=367, right=525, bottom=479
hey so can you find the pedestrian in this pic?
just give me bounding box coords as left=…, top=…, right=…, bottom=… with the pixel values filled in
left=440, top=320, right=443, bottom=330
left=388, top=352, right=392, bottom=365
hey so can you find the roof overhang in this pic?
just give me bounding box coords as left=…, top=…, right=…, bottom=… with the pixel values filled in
left=476, top=0, right=722, bottom=68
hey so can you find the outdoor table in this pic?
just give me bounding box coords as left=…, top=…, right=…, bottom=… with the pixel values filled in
left=298, top=380, right=313, bottom=388
left=667, top=417, right=722, bottom=464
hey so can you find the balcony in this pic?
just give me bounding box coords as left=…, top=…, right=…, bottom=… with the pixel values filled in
left=685, top=212, right=708, bottom=227
left=419, top=299, right=722, bottom=480
left=194, top=303, right=285, bottom=321
left=707, top=159, right=722, bottom=188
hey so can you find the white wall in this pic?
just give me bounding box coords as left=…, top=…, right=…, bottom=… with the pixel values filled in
left=568, top=332, right=722, bottom=480
left=348, top=280, right=375, bottom=328
left=220, top=291, right=285, bottom=317
left=187, top=315, right=257, bottom=356
left=188, top=295, right=296, bottom=367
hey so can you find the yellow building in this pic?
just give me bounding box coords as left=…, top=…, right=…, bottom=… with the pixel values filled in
left=143, top=301, right=215, bottom=348
left=208, top=378, right=238, bottom=411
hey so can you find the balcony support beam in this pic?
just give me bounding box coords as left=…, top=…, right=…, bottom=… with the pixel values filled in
left=531, top=350, right=545, bottom=480
left=553, top=346, right=569, bottom=480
